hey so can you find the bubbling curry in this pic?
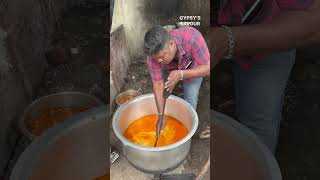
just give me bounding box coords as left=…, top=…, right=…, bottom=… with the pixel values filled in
left=124, top=114, right=188, bottom=147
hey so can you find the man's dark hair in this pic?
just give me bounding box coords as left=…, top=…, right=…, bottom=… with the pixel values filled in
left=144, top=26, right=171, bottom=56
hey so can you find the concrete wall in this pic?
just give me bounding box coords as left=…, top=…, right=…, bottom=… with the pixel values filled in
left=111, top=0, right=210, bottom=61
left=0, top=0, right=80, bottom=177
left=111, top=0, right=150, bottom=61
left=110, top=25, right=131, bottom=109
left=177, top=0, right=210, bottom=30
left=110, top=0, right=149, bottom=109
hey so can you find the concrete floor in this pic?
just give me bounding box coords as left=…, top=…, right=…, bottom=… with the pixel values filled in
left=110, top=59, right=210, bottom=179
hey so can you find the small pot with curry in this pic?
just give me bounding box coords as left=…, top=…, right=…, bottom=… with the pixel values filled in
left=19, top=92, right=103, bottom=140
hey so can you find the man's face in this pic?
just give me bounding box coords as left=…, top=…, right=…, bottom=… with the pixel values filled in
left=153, top=40, right=176, bottom=65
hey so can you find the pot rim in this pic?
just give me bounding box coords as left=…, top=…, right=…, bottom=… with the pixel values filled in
left=11, top=106, right=108, bottom=180
left=19, top=91, right=104, bottom=140
left=112, top=93, right=198, bottom=151
left=211, top=110, right=282, bottom=180
left=115, top=89, right=142, bottom=106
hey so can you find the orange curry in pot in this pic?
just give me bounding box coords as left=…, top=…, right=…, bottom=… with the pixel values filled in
left=28, top=107, right=89, bottom=136
left=117, top=95, right=135, bottom=105
left=124, top=114, right=188, bottom=147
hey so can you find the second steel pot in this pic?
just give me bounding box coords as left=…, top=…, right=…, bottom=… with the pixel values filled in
left=19, top=92, right=103, bottom=140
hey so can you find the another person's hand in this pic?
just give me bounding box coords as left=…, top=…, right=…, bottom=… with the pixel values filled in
left=165, top=70, right=182, bottom=93
left=209, top=27, right=229, bottom=68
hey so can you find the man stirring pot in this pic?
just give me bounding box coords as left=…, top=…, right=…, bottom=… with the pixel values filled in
left=144, top=25, right=210, bottom=144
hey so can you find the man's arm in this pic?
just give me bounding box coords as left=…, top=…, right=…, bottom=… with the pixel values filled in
left=211, top=0, right=320, bottom=64
left=165, top=64, right=209, bottom=92
left=152, top=80, right=165, bottom=114
left=182, top=64, right=210, bottom=79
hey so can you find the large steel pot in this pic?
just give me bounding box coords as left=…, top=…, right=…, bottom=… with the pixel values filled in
left=212, top=110, right=281, bottom=180
left=112, top=94, right=198, bottom=174
left=19, top=92, right=104, bottom=140
left=11, top=106, right=109, bottom=180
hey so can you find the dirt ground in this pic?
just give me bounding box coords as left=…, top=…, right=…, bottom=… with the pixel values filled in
left=211, top=45, right=320, bottom=180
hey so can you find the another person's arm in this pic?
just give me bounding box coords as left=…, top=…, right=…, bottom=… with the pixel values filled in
left=211, top=0, right=320, bottom=66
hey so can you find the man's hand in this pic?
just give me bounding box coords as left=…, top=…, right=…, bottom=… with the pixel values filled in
left=209, top=0, right=320, bottom=60
left=208, top=0, right=320, bottom=69
left=165, top=70, right=182, bottom=93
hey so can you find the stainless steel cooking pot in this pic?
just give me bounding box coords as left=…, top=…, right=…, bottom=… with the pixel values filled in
left=112, top=94, right=198, bottom=174
left=11, top=106, right=109, bottom=180
left=19, top=92, right=103, bottom=140
left=212, top=110, right=281, bottom=180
